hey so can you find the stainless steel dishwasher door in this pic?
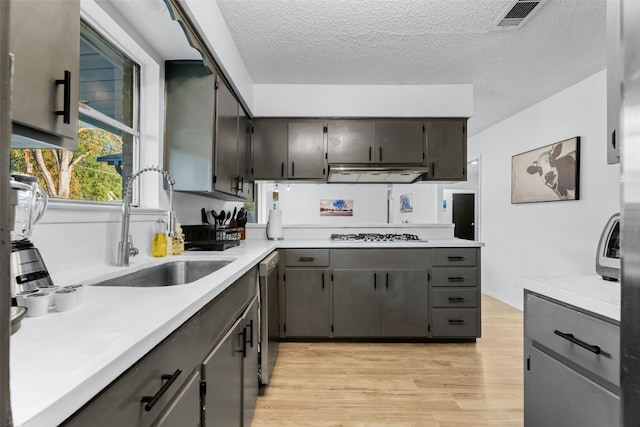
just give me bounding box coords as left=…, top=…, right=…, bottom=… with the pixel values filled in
left=258, top=250, right=280, bottom=385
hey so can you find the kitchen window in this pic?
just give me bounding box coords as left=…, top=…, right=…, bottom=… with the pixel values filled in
left=10, top=22, right=140, bottom=202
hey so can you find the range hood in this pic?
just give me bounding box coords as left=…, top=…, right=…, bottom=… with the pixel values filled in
left=328, top=164, right=429, bottom=183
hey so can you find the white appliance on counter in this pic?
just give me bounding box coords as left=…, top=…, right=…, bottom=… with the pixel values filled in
left=266, top=209, right=283, bottom=240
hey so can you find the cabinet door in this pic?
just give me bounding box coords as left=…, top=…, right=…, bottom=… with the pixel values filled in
left=253, top=120, right=288, bottom=179
left=606, top=0, right=621, bottom=164
left=10, top=0, right=80, bottom=146
left=380, top=270, right=429, bottom=337
left=242, top=299, right=259, bottom=427
left=237, top=110, right=253, bottom=200
left=284, top=268, right=330, bottom=337
left=165, top=61, right=216, bottom=192
left=202, top=319, right=244, bottom=427
left=327, top=121, right=375, bottom=163
left=374, top=121, right=424, bottom=164
left=425, top=119, right=467, bottom=181
left=215, top=79, right=239, bottom=195
left=525, top=346, right=620, bottom=427
left=332, top=270, right=380, bottom=337
left=153, top=370, right=201, bottom=427
left=288, top=121, right=326, bottom=179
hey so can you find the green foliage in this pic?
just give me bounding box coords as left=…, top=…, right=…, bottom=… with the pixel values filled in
left=9, top=122, right=124, bottom=201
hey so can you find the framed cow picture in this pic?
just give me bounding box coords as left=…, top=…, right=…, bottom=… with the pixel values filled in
left=511, top=137, right=580, bottom=204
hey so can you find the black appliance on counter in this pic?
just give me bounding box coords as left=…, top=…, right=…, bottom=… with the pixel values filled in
left=329, top=233, right=424, bottom=242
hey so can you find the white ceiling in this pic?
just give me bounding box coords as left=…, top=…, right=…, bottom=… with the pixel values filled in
left=105, top=0, right=606, bottom=136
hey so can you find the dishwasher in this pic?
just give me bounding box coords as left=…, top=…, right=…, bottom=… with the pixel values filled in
left=258, top=250, right=280, bottom=385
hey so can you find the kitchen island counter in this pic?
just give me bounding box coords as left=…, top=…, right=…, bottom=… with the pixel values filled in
left=517, top=275, right=620, bottom=321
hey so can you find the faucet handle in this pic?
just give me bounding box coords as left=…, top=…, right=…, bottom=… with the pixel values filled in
left=128, top=235, right=139, bottom=257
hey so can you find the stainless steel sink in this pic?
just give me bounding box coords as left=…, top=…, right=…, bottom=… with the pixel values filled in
left=92, top=260, right=233, bottom=287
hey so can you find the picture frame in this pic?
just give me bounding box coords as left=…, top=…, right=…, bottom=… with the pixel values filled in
left=400, top=193, right=413, bottom=213
left=320, top=199, right=354, bottom=216
left=511, top=136, right=580, bottom=204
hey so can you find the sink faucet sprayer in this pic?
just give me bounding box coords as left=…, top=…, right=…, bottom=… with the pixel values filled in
left=117, top=166, right=175, bottom=267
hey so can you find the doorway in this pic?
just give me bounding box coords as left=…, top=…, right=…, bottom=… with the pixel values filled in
left=452, top=193, right=475, bottom=240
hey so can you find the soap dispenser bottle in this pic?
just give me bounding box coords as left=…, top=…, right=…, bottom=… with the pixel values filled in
left=172, top=223, right=185, bottom=255
left=152, top=217, right=168, bottom=257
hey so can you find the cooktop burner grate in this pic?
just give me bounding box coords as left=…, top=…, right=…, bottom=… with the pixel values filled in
left=329, top=233, right=423, bottom=242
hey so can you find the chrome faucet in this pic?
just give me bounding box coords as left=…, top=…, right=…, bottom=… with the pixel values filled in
left=117, top=166, right=176, bottom=267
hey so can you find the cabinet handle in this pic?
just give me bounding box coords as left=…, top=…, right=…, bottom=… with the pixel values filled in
left=612, top=129, right=616, bottom=149
left=141, top=369, right=182, bottom=411
left=292, top=162, right=295, bottom=177
left=374, top=272, right=377, bottom=290
left=448, top=297, right=465, bottom=303
left=322, top=272, right=325, bottom=289
left=447, top=256, right=465, bottom=262
left=238, top=329, right=247, bottom=358
left=247, top=319, right=254, bottom=348
left=448, top=319, right=465, bottom=325
left=281, top=162, right=284, bottom=178
left=239, top=176, right=244, bottom=192
left=55, top=70, right=71, bottom=124
left=385, top=272, right=389, bottom=290
left=553, top=330, right=601, bottom=355
left=431, top=162, right=435, bottom=177
left=379, top=146, right=383, bottom=162
left=447, top=277, right=465, bottom=282
left=298, top=257, right=315, bottom=262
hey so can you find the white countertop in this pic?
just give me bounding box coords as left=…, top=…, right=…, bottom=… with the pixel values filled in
left=518, top=275, right=620, bottom=321
left=10, top=238, right=481, bottom=426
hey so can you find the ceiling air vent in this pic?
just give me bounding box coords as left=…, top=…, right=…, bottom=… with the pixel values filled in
left=496, top=0, right=545, bottom=29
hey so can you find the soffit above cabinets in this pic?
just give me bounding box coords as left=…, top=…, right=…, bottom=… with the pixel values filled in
left=103, top=0, right=605, bottom=136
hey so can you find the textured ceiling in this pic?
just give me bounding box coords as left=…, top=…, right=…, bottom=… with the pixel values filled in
left=214, top=0, right=606, bottom=135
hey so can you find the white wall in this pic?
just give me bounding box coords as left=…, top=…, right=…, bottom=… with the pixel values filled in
left=469, top=70, right=620, bottom=309
left=259, top=182, right=439, bottom=225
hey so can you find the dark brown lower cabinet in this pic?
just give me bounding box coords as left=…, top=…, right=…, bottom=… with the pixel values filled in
left=62, top=268, right=259, bottom=427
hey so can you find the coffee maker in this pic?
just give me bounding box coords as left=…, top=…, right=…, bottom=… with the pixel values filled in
left=10, top=174, right=54, bottom=296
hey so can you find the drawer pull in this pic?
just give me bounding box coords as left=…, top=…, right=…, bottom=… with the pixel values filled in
left=448, top=319, right=465, bottom=325
left=447, top=256, right=465, bottom=262
left=141, top=369, right=182, bottom=411
left=553, top=330, right=601, bottom=355
left=448, top=297, right=465, bottom=303
left=447, top=277, right=465, bottom=282
left=298, top=257, right=316, bottom=262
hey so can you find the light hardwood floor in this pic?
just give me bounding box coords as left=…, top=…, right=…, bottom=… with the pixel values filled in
left=251, top=294, right=523, bottom=427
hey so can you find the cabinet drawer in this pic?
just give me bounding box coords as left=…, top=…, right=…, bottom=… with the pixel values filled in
left=432, top=308, right=478, bottom=337
left=432, top=248, right=477, bottom=266
left=432, top=288, right=478, bottom=308
left=431, top=267, right=477, bottom=287
left=526, top=293, right=620, bottom=388
left=285, top=249, right=329, bottom=267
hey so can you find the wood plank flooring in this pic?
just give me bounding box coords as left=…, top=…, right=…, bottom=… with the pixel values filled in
left=251, top=294, right=523, bottom=427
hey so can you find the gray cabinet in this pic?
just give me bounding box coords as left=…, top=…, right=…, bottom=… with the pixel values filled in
left=202, top=318, right=244, bottom=427
left=430, top=248, right=480, bottom=338
left=282, top=249, right=331, bottom=337
left=165, top=61, right=250, bottom=199
left=283, top=268, right=331, bottom=337
left=10, top=0, right=80, bottom=149
left=332, top=269, right=380, bottom=337
left=253, top=119, right=327, bottom=180
left=237, top=109, right=253, bottom=201
left=202, top=296, right=259, bottom=427
left=524, top=292, right=620, bottom=427
left=425, top=119, right=467, bottom=181
left=607, top=0, right=621, bottom=164
left=288, top=121, right=327, bottom=179
left=327, top=121, right=375, bottom=163
left=252, top=119, right=288, bottom=180
left=62, top=268, right=259, bottom=427
left=326, top=120, right=424, bottom=164
left=331, top=249, right=431, bottom=338
left=374, top=121, right=424, bottom=164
